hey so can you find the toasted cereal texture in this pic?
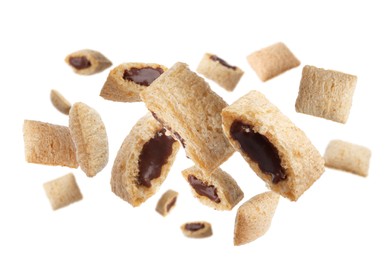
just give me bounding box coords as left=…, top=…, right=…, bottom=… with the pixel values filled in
left=324, top=140, right=371, bottom=177
left=181, top=221, right=213, bottom=238
left=23, top=120, right=78, bottom=168
left=140, top=62, right=234, bottom=173
left=100, top=63, right=167, bottom=102
left=221, top=90, right=325, bottom=201
left=196, top=53, right=244, bottom=91
left=69, top=102, right=109, bottom=177
left=247, top=42, right=300, bottom=82
left=234, top=191, right=279, bottom=246
left=65, top=49, right=112, bottom=75
left=43, top=173, right=83, bottom=210
left=50, top=89, right=71, bottom=115
left=155, top=189, right=178, bottom=216
left=295, top=65, right=357, bottom=124
left=111, top=113, right=180, bottom=207
left=182, top=166, right=244, bottom=211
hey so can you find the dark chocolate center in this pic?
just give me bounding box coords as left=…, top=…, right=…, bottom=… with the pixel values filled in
left=185, top=223, right=205, bottom=232
left=166, top=197, right=177, bottom=212
left=69, top=56, right=91, bottom=70
left=210, top=55, right=236, bottom=70
left=188, top=175, right=221, bottom=203
left=138, top=129, right=175, bottom=187
left=230, top=120, right=286, bottom=184
left=123, top=67, right=164, bottom=86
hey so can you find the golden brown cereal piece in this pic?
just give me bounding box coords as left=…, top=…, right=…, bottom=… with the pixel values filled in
left=69, top=102, right=109, bottom=177
left=234, top=191, right=279, bottom=246
left=43, top=173, right=83, bottom=210
left=295, top=65, right=357, bottom=124
left=221, top=90, right=324, bottom=201
left=50, top=89, right=71, bottom=115
left=181, top=221, right=212, bottom=238
left=23, top=120, right=78, bottom=168
left=111, top=113, right=180, bottom=207
left=324, top=140, right=371, bottom=177
left=196, top=53, right=244, bottom=91
left=247, top=42, right=300, bottom=82
left=100, top=63, right=167, bottom=102
left=182, top=166, right=243, bottom=211
left=155, top=189, right=178, bottom=216
left=140, top=62, right=234, bottom=173
left=65, top=49, right=112, bottom=75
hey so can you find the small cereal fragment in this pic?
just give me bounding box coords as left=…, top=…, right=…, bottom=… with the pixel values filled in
left=182, top=166, right=244, bottom=211
left=295, top=65, right=357, bottom=123
left=65, top=49, right=112, bottom=75
left=324, top=140, right=371, bottom=177
left=140, top=62, right=234, bottom=173
left=23, top=120, right=78, bottom=168
left=69, top=102, right=109, bottom=177
left=234, top=191, right=279, bottom=246
left=197, top=53, right=244, bottom=91
left=155, top=189, right=178, bottom=216
left=181, top=221, right=212, bottom=238
left=247, top=42, right=300, bottom=82
left=111, top=113, right=180, bottom=207
left=100, top=63, right=167, bottom=102
left=43, top=173, right=83, bottom=210
left=221, top=90, right=324, bottom=201
left=50, top=89, right=72, bottom=115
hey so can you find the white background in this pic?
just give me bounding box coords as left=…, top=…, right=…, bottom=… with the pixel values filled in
left=1, top=0, right=389, bottom=259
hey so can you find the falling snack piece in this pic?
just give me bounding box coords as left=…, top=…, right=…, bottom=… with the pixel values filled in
left=247, top=42, right=300, bottom=82
left=234, top=191, right=279, bottom=246
left=140, top=62, right=234, bottom=173
left=324, top=140, right=371, bottom=177
left=295, top=65, right=357, bottom=124
left=65, top=49, right=112, bottom=75
left=197, top=53, right=244, bottom=91
left=43, top=173, right=83, bottom=210
left=100, top=63, right=167, bottom=102
left=69, top=102, right=109, bottom=177
left=111, top=113, right=180, bottom=207
left=23, top=120, right=78, bottom=168
left=181, top=221, right=213, bottom=238
left=182, top=166, right=243, bottom=211
left=222, top=90, right=324, bottom=201
left=155, top=189, right=178, bottom=216
left=50, top=89, right=72, bottom=115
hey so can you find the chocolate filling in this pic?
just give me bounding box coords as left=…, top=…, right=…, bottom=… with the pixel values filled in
left=166, top=197, right=177, bottom=212
left=138, top=129, right=175, bottom=187
left=151, top=112, right=186, bottom=148
left=69, top=56, right=91, bottom=70
left=230, top=120, right=286, bottom=184
left=210, top=55, right=237, bottom=70
left=188, top=175, right=221, bottom=203
left=123, top=67, right=164, bottom=86
left=185, top=223, right=205, bottom=232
